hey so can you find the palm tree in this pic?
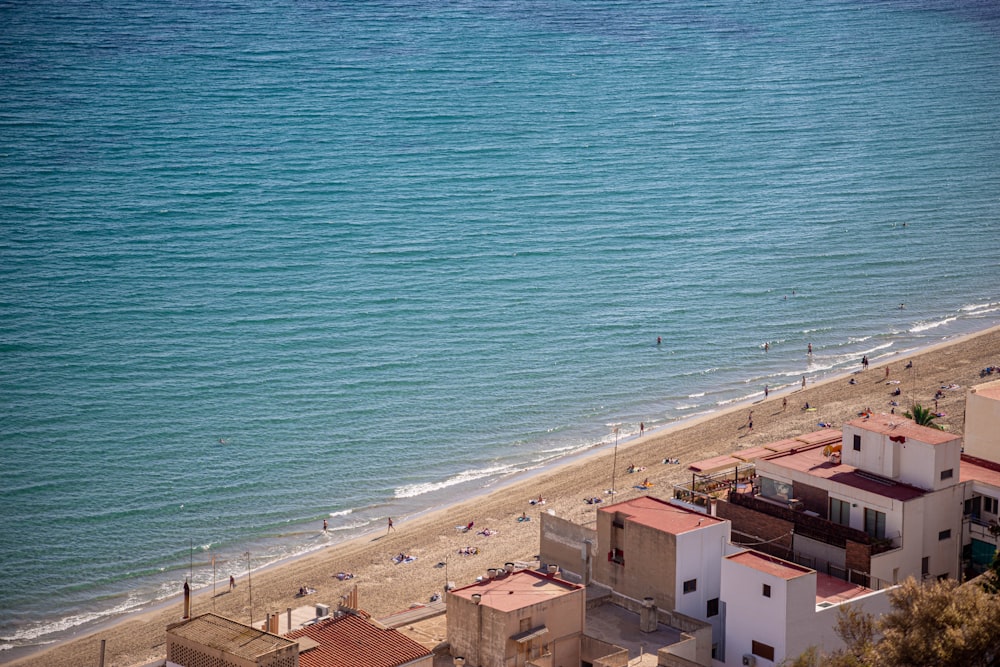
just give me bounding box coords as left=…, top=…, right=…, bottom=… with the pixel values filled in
left=903, top=403, right=943, bottom=430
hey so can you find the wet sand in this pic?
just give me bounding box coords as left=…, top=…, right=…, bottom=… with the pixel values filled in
left=8, top=325, right=999, bottom=667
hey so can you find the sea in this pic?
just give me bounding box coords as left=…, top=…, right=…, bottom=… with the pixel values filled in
left=2, top=0, right=1000, bottom=660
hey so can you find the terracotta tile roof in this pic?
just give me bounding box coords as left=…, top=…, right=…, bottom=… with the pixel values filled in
left=167, top=613, right=296, bottom=661
left=600, top=495, right=726, bottom=534
left=285, top=612, right=430, bottom=667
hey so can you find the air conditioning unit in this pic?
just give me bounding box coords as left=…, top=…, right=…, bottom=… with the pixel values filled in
left=315, top=603, right=330, bottom=618
left=742, top=654, right=757, bottom=667
left=788, top=499, right=804, bottom=511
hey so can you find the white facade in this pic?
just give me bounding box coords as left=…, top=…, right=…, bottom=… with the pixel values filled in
left=964, top=379, right=1000, bottom=463
left=675, top=518, right=729, bottom=639
left=719, top=550, right=891, bottom=667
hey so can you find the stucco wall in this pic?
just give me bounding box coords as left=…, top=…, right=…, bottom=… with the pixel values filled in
left=964, top=380, right=1000, bottom=463
left=539, top=511, right=596, bottom=582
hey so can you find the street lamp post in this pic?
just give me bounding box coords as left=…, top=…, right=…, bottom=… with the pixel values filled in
left=611, top=425, right=620, bottom=498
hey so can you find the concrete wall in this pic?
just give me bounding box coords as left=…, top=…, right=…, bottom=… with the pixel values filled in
left=964, top=380, right=1000, bottom=464
left=581, top=636, right=629, bottom=667
left=446, top=582, right=584, bottom=667
left=539, top=511, right=596, bottom=583
left=594, top=510, right=679, bottom=611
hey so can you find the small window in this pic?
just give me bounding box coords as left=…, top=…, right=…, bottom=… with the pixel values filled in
left=853, top=434, right=861, bottom=451
left=939, top=529, right=951, bottom=540
left=683, top=578, right=697, bottom=594
left=941, top=468, right=953, bottom=480
left=762, top=583, right=771, bottom=598
left=707, top=597, right=719, bottom=617
left=985, top=497, right=999, bottom=514
left=609, top=548, right=625, bottom=565
left=752, top=640, right=775, bottom=661
left=921, top=556, right=929, bottom=576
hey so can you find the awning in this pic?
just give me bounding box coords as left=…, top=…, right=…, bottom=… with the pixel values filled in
left=511, top=625, right=548, bottom=643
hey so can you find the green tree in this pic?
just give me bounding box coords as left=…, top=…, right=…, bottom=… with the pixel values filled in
left=813, top=577, right=1000, bottom=666
left=902, top=403, right=943, bottom=430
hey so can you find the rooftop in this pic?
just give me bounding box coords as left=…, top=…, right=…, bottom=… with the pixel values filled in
left=960, top=454, right=1000, bottom=488
left=726, top=551, right=875, bottom=606
left=726, top=550, right=812, bottom=581
left=814, top=573, right=873, bottom=606
left=971, top=378, right=1000, bottom=400
left=759, top=445, right=926, bottom=502
left=601, top=495, right=726, bottom=534
left=167, top=613, right=296, bottom=661
left=690, top=430, right=842, bottom=473
left=845, top=412, right=957, bottom=446
left=449, top=569, right=582, bottom=613
left=285, top=612, right=431, bottom=667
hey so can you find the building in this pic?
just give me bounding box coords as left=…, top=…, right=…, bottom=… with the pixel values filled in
left=593, top=495, right=730, bottom=647
left=960, top=378, right=1000, bottom=575
left=711, top=415, right=965, bottom=586
left=720, top=550, right=889, bottom=667
left=446, top=567, right=585, bottom=667
left=285, top=609, right=433, bottom=667
left=166, top=613, right=299, bottom=667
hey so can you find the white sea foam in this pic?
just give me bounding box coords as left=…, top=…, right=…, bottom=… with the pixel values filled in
left=910, top=316, right=958, bottom=333
left=0, top=596, right=144, bottom=643
left=328, top=508, right=353, bottom=518
left=688, top=392, right=706, bottom=398
left=394, top=464, right=515, bottom=499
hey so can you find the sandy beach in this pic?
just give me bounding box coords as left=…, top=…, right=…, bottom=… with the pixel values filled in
left=8, top=325, right=999, bottom=667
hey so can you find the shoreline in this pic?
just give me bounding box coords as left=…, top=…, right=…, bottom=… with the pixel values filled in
left=6, top=322, right=999, bottom=667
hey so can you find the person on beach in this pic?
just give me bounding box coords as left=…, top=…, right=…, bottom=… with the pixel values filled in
left=808, top=343, right=812, bottom=354
left=323, top=519, right=328, bottom=531
left=657, top=336, right=661, bottom=345
left=885, top=366, right=890, bottom=379
left=229, top=575, right=235, bottom=591
left=640, top=422, right=644, bottom=436
left=764, top=342, right=769, bottom=352
left=782, top=397, right=787, bottom=410
left=387, top=517, right=395, bottom=533
left=764, top=385, right=769, bottom=397
left=801, top=376, right=807, bottom=389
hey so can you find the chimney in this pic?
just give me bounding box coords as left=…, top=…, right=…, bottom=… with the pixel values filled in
left=287, top=607, right=292, bottom=633
left=471, top=593, right=482, bottom=605
left=547, top=563, right=558, bottom=577
left=640, top=597, right=657, bottom=633
left=504, top=562, right=515, bottom=573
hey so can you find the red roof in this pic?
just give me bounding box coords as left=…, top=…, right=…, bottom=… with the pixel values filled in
left=845, top=413, right=957, bottom=446
left=600, top=495, right=726, bottom=534
left=285, top=613, right=430, bottom=667
left=450, top=569, right=582, bottom=613
left=726, top=550, right=812, bottom=580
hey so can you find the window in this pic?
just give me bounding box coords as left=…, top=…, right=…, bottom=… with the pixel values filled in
left=939, top=529, right=951, bottom=540
left=762, top=584, right=771, bottom=598
left=853, top=434, right=861, bottom=451
left=752, top=640, right=775, bottom=661
left=707, top=598, right=719, bottom=617
left=760, top=477, right=792, bottom=502
left=609, top=548, right=624, bottom=565
left=830, top=498, right=850, bottom=526
left=985, top=497, right=999, bottom=514
left=922, top=556, right=929, bottom=577
left=683, top=579, right=697, bottom=594
left=941, top=468, right=953, bottom=480
left=864, top=508, right=886, bottom=540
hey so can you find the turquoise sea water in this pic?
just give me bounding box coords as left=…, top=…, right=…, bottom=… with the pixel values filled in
left=2, top=0, right=1000, bottom=658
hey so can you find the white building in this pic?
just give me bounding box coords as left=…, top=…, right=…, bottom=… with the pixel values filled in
left=720, top=550, right=890, bottom=667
